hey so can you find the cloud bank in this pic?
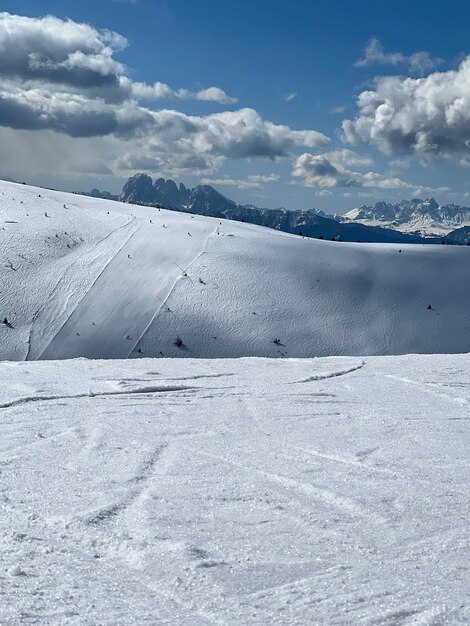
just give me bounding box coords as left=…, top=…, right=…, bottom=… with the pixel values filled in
left=0, top=12, right=328, bottom=176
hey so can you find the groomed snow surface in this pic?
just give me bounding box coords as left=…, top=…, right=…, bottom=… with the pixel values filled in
left=1, top=180, right=469, bottom=360
left=2, top=354, right=470, bottom=624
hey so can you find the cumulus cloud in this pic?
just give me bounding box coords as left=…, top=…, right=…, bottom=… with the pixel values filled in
left=110, top=109, right=327, bottom=177
left=0, top=12, right=236, bottom=107
left=355, top=38, right=443, bottom=74
left=189, top=108, right=328, bottom=159
left=0, top=12, right=129, bottom=100
left=0, top=12, right=328, bottom=176
left=109, top=107, right=327, bottom=175
left=343, top=56, right=470, bottom=158
left=292, top=150, right=418, bottom=190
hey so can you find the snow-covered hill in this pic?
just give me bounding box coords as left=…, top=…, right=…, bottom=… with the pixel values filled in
left=2, top=353, right=470, bottom=624
left=1, top=180, right=470, bottom=361
left=343, top=197, right=470, bottom=237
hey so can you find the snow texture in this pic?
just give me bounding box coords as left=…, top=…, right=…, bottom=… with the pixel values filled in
left=1, top=354, right=470, bottom=624
left=1, top=180, right=470, bottom=360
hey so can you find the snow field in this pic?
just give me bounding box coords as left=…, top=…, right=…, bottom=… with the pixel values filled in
left=1, top=354, right=470, bottom=624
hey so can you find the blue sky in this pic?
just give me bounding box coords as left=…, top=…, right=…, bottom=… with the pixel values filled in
left=2, top=0, right=470, bottom=211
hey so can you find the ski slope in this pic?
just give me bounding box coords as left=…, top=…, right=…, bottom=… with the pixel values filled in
left=2, top=354, right=470, bottom=624
left=1, top=180, right=470, bottom=360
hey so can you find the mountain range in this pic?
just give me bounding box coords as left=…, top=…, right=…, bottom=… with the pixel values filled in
left=82, top=174, right=470, bottom=244
left=342, top=197, right=470, bottom=236
left=116, top=175, right=430, bottom=244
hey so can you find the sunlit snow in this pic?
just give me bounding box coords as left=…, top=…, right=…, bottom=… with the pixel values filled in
left=1, top=355, right=470, bottom=624
left=1, top=181, right=470, bottom=624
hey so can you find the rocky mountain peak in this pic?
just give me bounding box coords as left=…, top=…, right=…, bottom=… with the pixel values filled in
left=120, top=173, right=155, bottom=204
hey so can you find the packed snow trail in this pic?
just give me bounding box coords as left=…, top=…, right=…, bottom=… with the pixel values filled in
left=1, top=354, right=470, bottom=624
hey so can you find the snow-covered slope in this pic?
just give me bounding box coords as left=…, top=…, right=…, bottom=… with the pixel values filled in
left=343, top=197, right=470, bottom=237
left=1, top=180, right=470, bottom=360
left=2, top=354, right=470, bottom=624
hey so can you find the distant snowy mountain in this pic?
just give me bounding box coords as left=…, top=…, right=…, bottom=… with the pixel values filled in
left=119, top=174, right=427, bottom=243
left=343, top=197, right=470, bottom=236
left=1, top=180, right=470, bottom=361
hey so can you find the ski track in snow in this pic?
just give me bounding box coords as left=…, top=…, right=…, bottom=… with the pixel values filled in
left=290, top=360, right=366, bottom=383
left=2, top=355, right=470, bottom=624
left=0, top=385, right=194, bottom=410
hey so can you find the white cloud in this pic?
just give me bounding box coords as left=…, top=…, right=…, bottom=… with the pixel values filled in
left=0, top=12, right=329, bottom=177
left=0, top=12, right=128, bottom=98
left=0, top=12, right=236, bottom=108
left=195, top=87, right=237, bottom=104
left=343, top=56, right=470, bottom=159
left=110, top=107, right=328, bottom=175
left=355, top=38, right=443, bottom=74
left=293, top=150, right=423, bottom=190
left=284, top=92, right=297, bottom=102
